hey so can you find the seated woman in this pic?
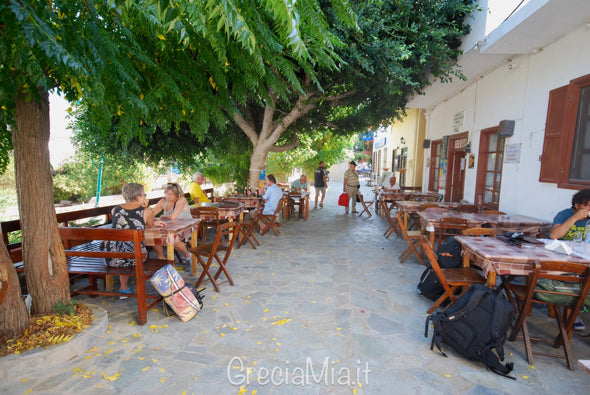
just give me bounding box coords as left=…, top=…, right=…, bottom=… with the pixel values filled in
left=151, top=182, right=192, bottom=266
left=108, top=183, right=165, bottom=298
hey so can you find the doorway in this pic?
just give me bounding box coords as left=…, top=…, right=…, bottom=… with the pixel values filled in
left=445, top=133, right=468, bottom=202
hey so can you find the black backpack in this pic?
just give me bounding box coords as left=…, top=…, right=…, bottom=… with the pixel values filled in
left=416, top=237, right=463, bottom=300
left=425, top=284, right=516, bottom=379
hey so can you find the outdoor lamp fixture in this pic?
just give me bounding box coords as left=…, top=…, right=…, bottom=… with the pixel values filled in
left=400, top=137, right=406, bottom=145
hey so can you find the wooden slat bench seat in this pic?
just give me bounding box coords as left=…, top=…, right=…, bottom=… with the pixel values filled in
left=59, top=227, right=171, bottom=325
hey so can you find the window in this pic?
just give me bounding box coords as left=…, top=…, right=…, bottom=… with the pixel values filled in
left=428, top=140, right=442, bottom=192
left=476, top=128, right=505, bottom=209
left=540, top=73, right=590, bottom=188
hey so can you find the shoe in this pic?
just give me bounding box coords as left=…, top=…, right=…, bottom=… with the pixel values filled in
left=352, top=211, right=358, bottom=213
left=345, top=210, right=349, bottom=214
left=179, top=257, right=192, bottom=270
left=319, top=204, right=323, bottom=208
left=119, top=288, right=131, bottom=300
left=574, top=317, right=586, bottom=331
left=314, top=206, right=317, bottom=209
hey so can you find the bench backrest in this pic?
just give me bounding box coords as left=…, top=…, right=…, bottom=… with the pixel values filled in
left=1, top=193, right=190, bottom=263
left=59, top=227, right=144, bottom=261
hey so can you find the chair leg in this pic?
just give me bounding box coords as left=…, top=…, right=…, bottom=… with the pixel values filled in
left=213, top=254, right=234, bottom=286
left=194, top=255, right=220, bottom=292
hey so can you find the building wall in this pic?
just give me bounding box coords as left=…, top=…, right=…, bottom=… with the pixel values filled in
left=421, top=24, right=590, bottom=221
left=372, top=109, right=426, bottom=187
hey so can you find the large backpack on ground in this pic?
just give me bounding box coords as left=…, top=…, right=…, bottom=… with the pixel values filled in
left=416, top=237, right=463, bottom=301
left=424, top=284, right=516, bottom=379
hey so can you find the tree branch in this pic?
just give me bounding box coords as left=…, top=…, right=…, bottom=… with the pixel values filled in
left=270, top=134, right=300, bottom=152
left=232, top=110, right=258, bottom=146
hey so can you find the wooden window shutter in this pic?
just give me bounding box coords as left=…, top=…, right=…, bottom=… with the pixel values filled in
left=539, top=85, right=568, bottom=183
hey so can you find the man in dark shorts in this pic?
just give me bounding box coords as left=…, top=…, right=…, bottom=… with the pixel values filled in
left=313, top=161, right=327, bottom=208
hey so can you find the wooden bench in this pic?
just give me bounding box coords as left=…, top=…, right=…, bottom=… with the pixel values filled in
left=59, top=227, right=171, bottom=326
left=1, top=193, right=190, bottom=266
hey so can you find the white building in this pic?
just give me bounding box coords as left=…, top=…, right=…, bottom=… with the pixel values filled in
left=405, top=0, right=590, bottom=222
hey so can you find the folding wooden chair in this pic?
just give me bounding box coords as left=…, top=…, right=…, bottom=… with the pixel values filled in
left=190, top=206, right=220, bottom=243
left=382, top=200, right=401, bottom=238
left=358, top=193, right=375, bottom=217
left=504, top=261, right=590, bottom=370
left=437, top=217, right=469, bottom=251
left=397, top=211, right=425, bottom=266
left=189, top=221, right=240, bottom=292
left=260, top=197, right=284, bottom=236
left=237, top=203, right=264, bottom=249
left=461, top=227, right=497, bottom=237
left=421, top=236, right=486, bottom=313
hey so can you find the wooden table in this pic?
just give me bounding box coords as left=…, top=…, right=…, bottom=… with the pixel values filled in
left=283, top=191, right=310, bottom=220
left=454, top=236, right=590, bottom=287
left=191, top=201, right=246, bottom=222
left=418, top=211, right=552, bottom=245
left=144, top=218, right=201, bottom=274
left=223, top=196, right=262, bottom=210
left=396, top=201, right=461, bottom=228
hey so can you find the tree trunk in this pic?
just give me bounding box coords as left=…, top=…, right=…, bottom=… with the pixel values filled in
left=0, top=239, right=29, bottom=342
left=13, top=90, right=70, bottom=315
left=248, top=144, right=270, bottom=191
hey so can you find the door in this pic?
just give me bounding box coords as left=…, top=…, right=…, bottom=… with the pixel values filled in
left=445, top=133, right=468, bottom=202
left=449, top=150, right=466, bottom=202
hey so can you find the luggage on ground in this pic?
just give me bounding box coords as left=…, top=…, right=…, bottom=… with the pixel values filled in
left=425, top=284, right=516, bottom=379
left=151, top=264, right=204, bottom=322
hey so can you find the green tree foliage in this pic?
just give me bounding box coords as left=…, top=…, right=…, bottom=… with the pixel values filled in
left=52, top=153, right=154, bottom=203
left=267, top=131, right=354, bottom=180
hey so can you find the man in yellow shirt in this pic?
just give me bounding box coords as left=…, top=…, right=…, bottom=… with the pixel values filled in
left=188, top=172, right=211, bottom=204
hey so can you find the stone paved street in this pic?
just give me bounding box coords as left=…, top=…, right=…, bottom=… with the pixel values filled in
left=1, top=180, right=589, bottom=394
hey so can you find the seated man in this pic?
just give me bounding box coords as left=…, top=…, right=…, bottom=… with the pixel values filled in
left=549, top=188, right=590, bottom=331
left=384, top=175, right=401, bottom=191
left=259, top=174, right=284, bottom=234
left=188, top=172, right=211, bottom=204
left=291, top=175, right=308, bottom=192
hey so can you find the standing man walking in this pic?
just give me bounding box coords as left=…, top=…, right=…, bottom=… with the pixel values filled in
left=313, top=161, right=328, bottom=208
left=343, top=161, right=360, bottom=214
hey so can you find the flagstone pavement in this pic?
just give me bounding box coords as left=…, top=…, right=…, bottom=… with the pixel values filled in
left=1, top=179, right=589, bottom=394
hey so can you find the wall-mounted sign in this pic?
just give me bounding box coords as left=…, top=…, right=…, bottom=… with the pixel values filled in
left=374, top=137, right=387, bottom=148
left=453, top=111, right=465, bottom=132
left=504, top=143, right=521, bottom=163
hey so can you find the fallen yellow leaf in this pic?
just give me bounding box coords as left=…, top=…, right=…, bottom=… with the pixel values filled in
left=271, top=318, right=292, bottom=326
left=102, top=371, right=122, bottom=381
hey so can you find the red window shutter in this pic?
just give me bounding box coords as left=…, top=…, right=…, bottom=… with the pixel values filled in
left=539, top=85, right=568, bottom=183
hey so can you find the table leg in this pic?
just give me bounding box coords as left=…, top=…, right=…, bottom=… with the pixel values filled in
left=486, top=271, right=497, bottom=287
left=304, top=196, right=309, bottom=220
left=166, top=245, right=175, bottom=261
left=429, top=230, right=435, bottom=247
left=462, top=253, right=470, bottom=268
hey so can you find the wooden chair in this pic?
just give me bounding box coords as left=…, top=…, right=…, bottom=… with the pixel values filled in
left=191, top=206, right=220, bottom=243
left=461, top=227, right=497, bottom=237
left=396, top=211, right=425, bottom=266
left=382, top=200, right=401, bottom=238
left=482, top=209, right=506, bottom=215
left=189, top=221, right=240, bottom=292
left=358, top=192, right=375, bottom=217
left=437, top=217, right=469, bottom=250
left=456, top=204, right=478, bottom=213
left=202, top=188, right=215, bottom=201
left=287, top=192, right=304, bottom=220
left=260, top=197, right=284, bottom=236
left=421, top=236, right=486, bottom=313
left=504, top=261, right=590, bottom=370
left=237, top=203, right=264, bottom=249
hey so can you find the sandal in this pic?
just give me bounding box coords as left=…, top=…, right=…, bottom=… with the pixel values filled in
left=119, top=288, right=131, bottom=300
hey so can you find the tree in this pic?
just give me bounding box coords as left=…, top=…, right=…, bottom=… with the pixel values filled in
left=0, top=0, right=351, bottom=338
left=74, top=0, right=476, bottom=190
